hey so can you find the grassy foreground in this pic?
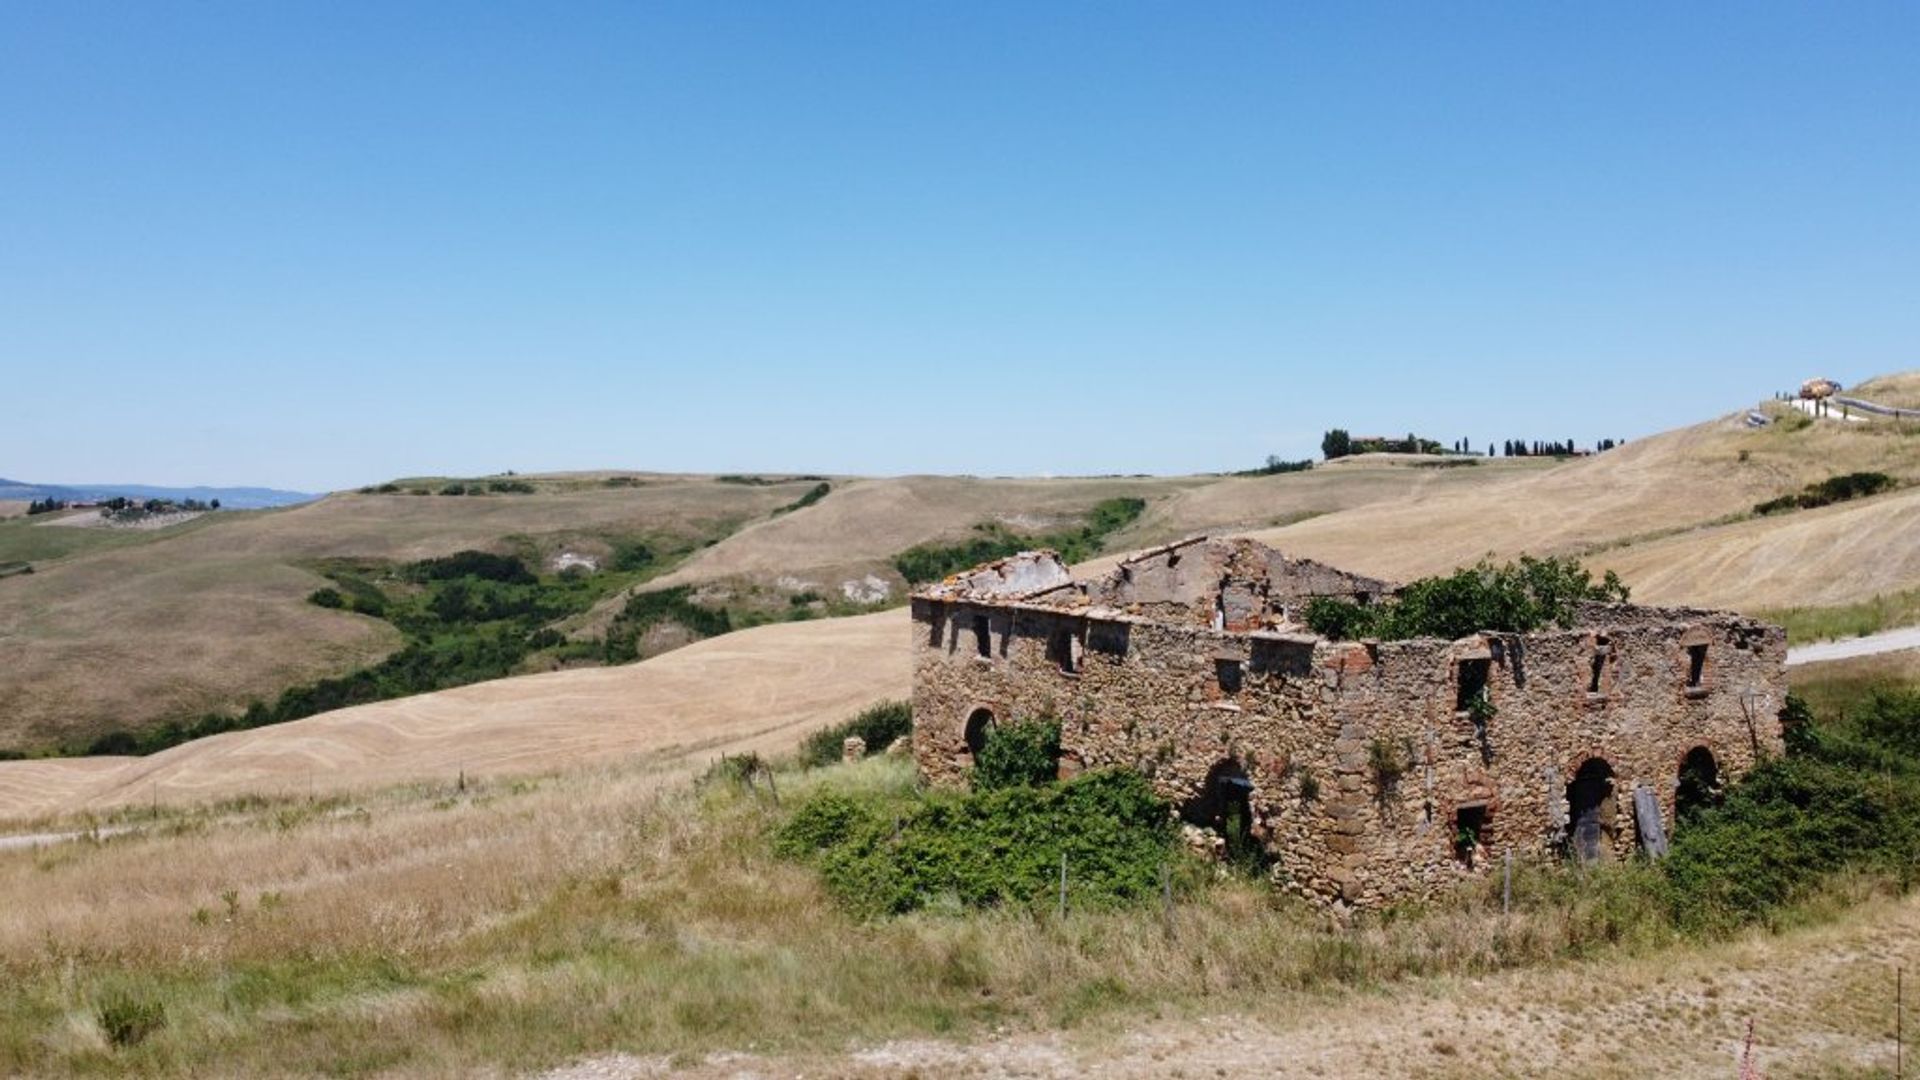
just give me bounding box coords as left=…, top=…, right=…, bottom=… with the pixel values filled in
left=0, top=667, right=1912, bottom=1077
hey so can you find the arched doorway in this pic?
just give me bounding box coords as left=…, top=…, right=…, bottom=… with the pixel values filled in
left=1675, top=746, right=1721, bottom=826
left=963, top=708, right=995, bottom=758
left=1565, top=758, right=1618, bottom=865
left=1181, top=759, right=1267, bottom=871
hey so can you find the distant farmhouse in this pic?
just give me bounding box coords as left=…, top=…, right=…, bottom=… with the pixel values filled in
left=910, top=537, right=1789, bottom=911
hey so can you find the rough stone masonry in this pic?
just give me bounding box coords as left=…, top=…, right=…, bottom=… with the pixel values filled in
left=909, top=536, right=1788, bottom=911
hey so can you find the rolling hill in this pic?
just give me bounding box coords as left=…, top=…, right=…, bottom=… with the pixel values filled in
left=3, top=378, right=1918, bottom=817
left=0, top=478, right=316, bottom=509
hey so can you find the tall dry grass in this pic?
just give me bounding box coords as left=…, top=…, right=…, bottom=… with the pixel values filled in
left=0, top=749, right=1900, bottom=1077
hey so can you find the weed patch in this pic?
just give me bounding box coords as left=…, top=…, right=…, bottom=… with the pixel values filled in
left=798, top=700, right=913, bottom=768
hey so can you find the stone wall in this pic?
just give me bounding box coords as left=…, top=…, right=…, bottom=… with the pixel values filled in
left=910, top=594, right=1788, bottom=911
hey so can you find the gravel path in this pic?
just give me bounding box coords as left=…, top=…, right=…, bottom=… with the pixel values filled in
left=1787, top=625, right=1920, bottom=666
left=0, top=824, right=131, bottom=852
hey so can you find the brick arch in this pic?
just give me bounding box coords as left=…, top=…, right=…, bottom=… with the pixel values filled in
left=961, top=705, right=997, bottom=758
left=1564, top=756, right=1620, bottom=864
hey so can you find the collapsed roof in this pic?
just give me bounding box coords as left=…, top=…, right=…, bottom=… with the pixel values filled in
left=913, top=536, right=1393, bottom=633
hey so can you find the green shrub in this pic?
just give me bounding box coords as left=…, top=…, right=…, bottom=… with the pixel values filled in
left=308, top=587, right=346, bottom=610
left=1662, top=688, right=1920, bottom=932
left=602, top=586, right=732, bottom=662
left=408, top=550, right=534, bottom=585
left=1300, top=596, right=1376, bottom=641
left=1305, top=555, right=1629, bottom=641
left=773, top=482, right=831, bottom=515
left=610, top=539, right=656, bottom=572
left=773, top=791, right=890, bottom=858
left=1237, top=456, right=1314, bottom=476
left=1754, top=471, right=1897, bottom=516
left=799, top=700, right=913, bottom=768
left=95, top=990, right=165, bottom=1048
left=777, top=769, right=1177, bottom=917
left=972, top=718, right=1062, bottom=790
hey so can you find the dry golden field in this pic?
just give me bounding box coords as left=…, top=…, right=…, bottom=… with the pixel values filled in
left=0, top=608, right=907, bottom=823
left=0, top=476, right=813, bottom=749
left=644, top=458, right=1558, bottom=595
left=1851, top=370, right=1920, bottom=410
left=2, top=386, right=1919, bottom=1078
left=1240, top=402, right=1920, bottom=602
left=0, top=459, right=1552, bottom=752
left=5, top=382, right=1920, bottom=818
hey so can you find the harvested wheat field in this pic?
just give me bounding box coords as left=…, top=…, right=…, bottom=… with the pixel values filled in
left=1242, top=403, right=1920, bottom=604
left=0, top=475, right=821, bottom=749
left=0, top=609, right=908, bottom=824
left=646, top=459, right=1553, bottom=595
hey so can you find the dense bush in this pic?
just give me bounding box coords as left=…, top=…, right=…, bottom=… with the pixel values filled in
left=773, top=482, right=831, bottom=515
left=94, top=990, right=165, bottom=1048
left=1304, top=555, right=1629, bottom=641
left=972, top=718, right=1062, bottom=790
left=408, top=550, right=534, bottom=585
left=1753, top=471, right=1896, bottom=516
left=1662, top=689, right=1920, bottom=931
left=799, top=700, right=913, bottom=768
left=601, top=586, right=733, bottom=663
left=893, top=497, right=1146, bottom=584
left=776, top=768, right=1177, bottom=917
left=610, top=539, right=656, bottom=572
left=1237, top=456, right=1314, bottom=476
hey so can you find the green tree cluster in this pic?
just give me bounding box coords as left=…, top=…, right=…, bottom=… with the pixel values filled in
left=1752, top=471, right=1896, bottom=516
left=892, top=497, right=1146, bottom=585
left=1304, top=555, right=1630, bottom=641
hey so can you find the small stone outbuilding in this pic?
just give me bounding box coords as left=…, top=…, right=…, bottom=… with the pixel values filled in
left=909, top=537, right=1789, bottom=911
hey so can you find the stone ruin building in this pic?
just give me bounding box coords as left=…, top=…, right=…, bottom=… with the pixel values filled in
left=909, top=536, right=1789, bottom=911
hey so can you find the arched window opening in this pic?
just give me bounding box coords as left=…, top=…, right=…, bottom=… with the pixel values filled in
left=1675, top=747, right=1721, bottom=825
left=1564, top=758, right=1618, bottom=865
left=963, top=708, right=995, bottom=758
left=1686, top=644, right=1709, bottom=688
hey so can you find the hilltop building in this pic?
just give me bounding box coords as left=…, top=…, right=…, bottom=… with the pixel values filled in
left=909, top=537, right=1789, bottom=911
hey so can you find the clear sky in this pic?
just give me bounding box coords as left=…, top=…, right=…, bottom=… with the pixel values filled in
left=2, top=3, right=1915, bottom=492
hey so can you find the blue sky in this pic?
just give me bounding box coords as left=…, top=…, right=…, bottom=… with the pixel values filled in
left=2, top=3, right=1915, bottom=491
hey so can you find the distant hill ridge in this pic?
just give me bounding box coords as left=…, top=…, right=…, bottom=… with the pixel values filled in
left=0, top=478, right=316, bottom=510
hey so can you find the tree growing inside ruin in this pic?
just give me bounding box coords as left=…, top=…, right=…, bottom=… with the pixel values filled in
left=1303, top=555, right=1630, bottom=641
